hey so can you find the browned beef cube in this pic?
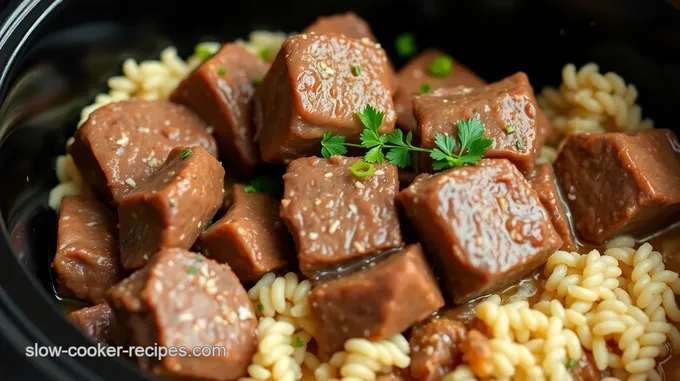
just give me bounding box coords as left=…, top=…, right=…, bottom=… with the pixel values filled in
left=535, top=106, right=553, bottom=151
left=198, top=184, right=294, bottom=282
left=526, top=163, right=576, bottom=251
left=52, top=195, right=122, bottom=304
left=118, top=146, right=224, bottom=270
left=68, top=303, right=117, bottom=344
left=170, top=44, right=268, bottom=177
left=409, top=318, right=468, bottom=381
left=68, top=100, right=217, bottom=205
left=253, top=33, right=396, bottom=163
left=281, top=156, right=403, bottom=277
left=555, top=129, right=680, bottom=244
left=398, top=159, right=562, bottom=304
left=414, top=72, right=540, bottom=173
left=108, top=248, right=257, bottom=380
left=309, top=244, right=443, bottom=354
left=572, top=352, right=601, bottom=381
left=302, top=12, right=377, bottom=41
left=394, top=49, right=485, bottom=134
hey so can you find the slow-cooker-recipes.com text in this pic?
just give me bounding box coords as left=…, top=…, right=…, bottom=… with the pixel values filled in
left=25, top=343, right=227, bottom=360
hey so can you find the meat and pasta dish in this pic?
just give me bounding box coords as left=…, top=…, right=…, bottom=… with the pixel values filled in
left=48, top=12, right=680, bottom=381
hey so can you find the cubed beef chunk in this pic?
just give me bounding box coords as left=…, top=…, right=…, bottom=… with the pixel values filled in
left=535, top=106, right=553, bottom=151
left=302, top=12, right=377, bottom=41
left=107, top=248, right=257, bottom=380
left=394, top=49, right=485, bottom=134
left=52, top=196, right=122, bottom=304
left=526, top=163, right=576, bottom=251
left=281, top=156, right=403, bottom=277
left=409, top=318, right=468, bottom=381
left=570, top=352, right=601, bottom=381
left=198, top=184, right=294, bottom=282
left=170, top=44, right=268, bottom=177
left=309, top=244, right=443, bottom=354
left=68, top=100, right=217, bottom=205
left=253, top=33, right=396, bottom=163
left=68, top=303, right=117, bottom=344
left=414, top=72, right=540, bottom=173
left=398, top=159, right=562, bottom=304
left=555, top=129, right=680, bottom=244
left=118, top=146, right=224, bottom=270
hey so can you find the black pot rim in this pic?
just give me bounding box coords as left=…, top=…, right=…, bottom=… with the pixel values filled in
left=0, top=1, right=151, bottom=380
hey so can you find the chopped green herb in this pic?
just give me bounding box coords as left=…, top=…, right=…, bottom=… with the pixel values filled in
left=259, top=48, right=274, bottom=61
left=320, top=105, right=493, bottom=171
left=257, top=303, right=264, bottom=312
left=252, top=76, right=262, bottom=86
left=187, top=266, right=199, bottom=275
left=320, top=131, right=348, bottom=158
left=293, top=336, right=304, bottom=348
left=120, top=238, right=127, bottom=246
left=350, top=161, right=375, bottom=178
left=567, top=359, right=578, bottom=369
left=395, top=33, right=417, bottom=58
left=429, top=55, right=454, bottom=77
left=179, top=148, right=192, bottom=160
left=418, top=83, right=432, bottom=94
left=243, top=175, right=283, bottom=198
left=194, top=42, right=219, bottom=61
left=218, top=67, right=226, bottom=75
left=195, top=253, right=204, bottom=261
left=505, top=124, right=516, bottom=134
left=353, top=65, right=361, bottom=76
left=516, top=139, right=525, bottom=149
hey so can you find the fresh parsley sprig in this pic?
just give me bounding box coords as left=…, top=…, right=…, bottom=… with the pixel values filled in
left=320, top=105, right=493, bottom=172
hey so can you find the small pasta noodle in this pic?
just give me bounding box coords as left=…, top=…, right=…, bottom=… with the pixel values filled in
left=444, top=242, right=680, bottom=381
left=49, top=32, right=287, bottom=211
left=537, top=62, right=653, bottom=154
left=239, top=317, right=302, bottom=381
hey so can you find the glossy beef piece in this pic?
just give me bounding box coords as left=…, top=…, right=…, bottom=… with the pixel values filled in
left=170, top=43, right=268, bottom=177
left=526, top=163, right=576, bottom=251
left=535, top=106, right=553, bottom=151
left=555, top=129, right=680, bottom=244
left=68, top=100, right=217, bottom=205
left=52, top=196, right=122, bottom=304
left=68, top=303, right=117, bottom=344
left=409, top=318, right=468, bottom=381
left=302, top=12, right=377, bottom=40
left=394, top=49, right=485, bottom=134
left=309, top=244, right=443, bottom=354
left=107, top=248, right=257, bottom=380
left=398, top=159, right=563, bottom=304
left=253, top=33, right=396, bottom=163
left=570, top=352, right=601, bottom=381
left=198, top=184, right=294, bottom=282
left=118, top=146, right=224, bottom=270
left=414, top=72, right=540, bottom=173
left=281, top=156, right=403, bottom=277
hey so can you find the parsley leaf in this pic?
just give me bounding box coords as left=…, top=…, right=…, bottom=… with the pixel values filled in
left=321, top=131, right=347, bottom=158
left=386, top=147, right=411, bottom=168
left=429, top=117, right=493, bottom=169
left=434, top=134, right=457, bottom=156
left=357, top=105, right=384, bottom=134
left=244, top=175, right=283, bottom=198
left=395, top=33, right=417, bottom=58
left=365, top=146, right=385, bottom=164
left=384, top=129, right=407, bottom=147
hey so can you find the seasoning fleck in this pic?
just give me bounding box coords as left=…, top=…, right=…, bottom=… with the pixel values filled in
left=179, top=148, right=192, bottom=160
left=125, top=178, right=137, bottom=187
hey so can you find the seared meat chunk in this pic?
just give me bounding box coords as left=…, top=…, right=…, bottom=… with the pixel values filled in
left=171, top=43, right=268, bottom=177
left=303, top=12, right=377, bottom=41
left=394, top=49, right=485, bottom=134
left=309, top=244, right=443, bottom=354
left=198, top=184, right=294, bottom=282
left=53, top=195, right=122, bottom=304
left=253, top=33, right=396, bottom=163
left=526, top=163, right=576, bottom=251
left=414, top=72, right=541, bottom=173
left=68, top=303, right=117, bottom=344
left=118, top=146, right=224, bottom=270
left=281, top=156, right=402, bottom=277
left=107, top=248, right=257, bottom=380
left=555, top=129, right=680, bottom=244
left=409, top=318, right=468, bottom=381
left=398, top=159, right=562, bottom=303
left=68, top=100, right=217, bottom=205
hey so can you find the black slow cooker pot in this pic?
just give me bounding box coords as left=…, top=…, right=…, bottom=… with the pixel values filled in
left=0, top=0, right=679, bottom=379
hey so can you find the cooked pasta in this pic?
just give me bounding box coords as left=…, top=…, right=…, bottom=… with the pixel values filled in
left=537, top=63, right=653, bottom=147
left=239, top=317, right=302, bottom=381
